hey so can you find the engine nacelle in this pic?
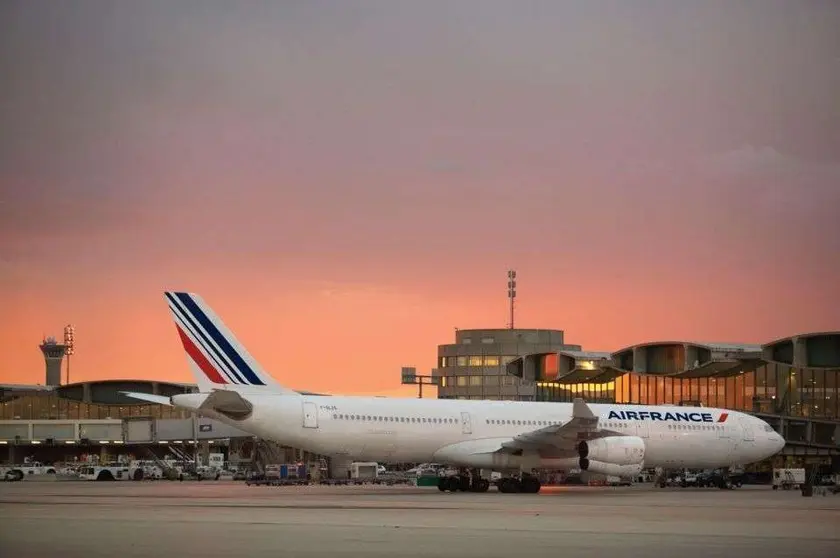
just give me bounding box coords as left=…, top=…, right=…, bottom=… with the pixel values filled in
left=579, top=459, right=643, bottom=479
left=577, top=436, right=645, bottom=466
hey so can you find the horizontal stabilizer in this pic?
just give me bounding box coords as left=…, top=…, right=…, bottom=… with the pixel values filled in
left=120, top=391, right=173, bottom=406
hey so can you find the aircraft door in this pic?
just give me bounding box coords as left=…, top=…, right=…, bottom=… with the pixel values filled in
left=461, top=412, right=472, bottom=435
left=635, top=421, right=649, bottom=439
left=302, top=401, right=319, bottom=429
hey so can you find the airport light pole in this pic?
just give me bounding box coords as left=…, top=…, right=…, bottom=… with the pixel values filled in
left=63, top=324, right=75, bottom=384
left=507, top=269, right=516, bottom=329
left=400, top=367, right=439, bottom=399
left=191, top=412, right=200, bottom=468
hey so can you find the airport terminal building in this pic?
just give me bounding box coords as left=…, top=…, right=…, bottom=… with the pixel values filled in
left=0, top=344, right=318, bottom=469
left=432, top=329, right=840, bottom=466
left=0, top=378, right=294, bottom=467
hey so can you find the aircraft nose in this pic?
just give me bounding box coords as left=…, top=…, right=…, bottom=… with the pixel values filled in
left=773, top=432, right=785, bottom=452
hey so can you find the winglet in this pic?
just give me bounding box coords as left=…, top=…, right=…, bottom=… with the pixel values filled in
left=572, top=397, right=597, bottom=420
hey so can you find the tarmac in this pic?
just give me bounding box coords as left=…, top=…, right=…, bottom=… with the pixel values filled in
left=1, top=481, right=839, bottom=558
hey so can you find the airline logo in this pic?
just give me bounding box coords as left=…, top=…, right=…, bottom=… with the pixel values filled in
left=607, top=410, right=729, bottom=423
left=165, top=292, right=265, bottom=386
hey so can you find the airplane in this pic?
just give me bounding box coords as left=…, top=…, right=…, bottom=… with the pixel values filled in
left=122, top=291, right=786, bottom=494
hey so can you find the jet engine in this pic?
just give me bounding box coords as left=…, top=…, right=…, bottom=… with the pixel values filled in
left=577, top=436, right=645, bottom=479
left=577, top=436, right=645, bottom=465
left=579, top=459, right=643, bottom=478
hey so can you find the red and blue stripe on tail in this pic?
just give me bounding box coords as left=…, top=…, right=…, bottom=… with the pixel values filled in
left=165, top=291, right=291, bottom=393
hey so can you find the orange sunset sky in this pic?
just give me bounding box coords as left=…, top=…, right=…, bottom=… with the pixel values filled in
left=1, top=2, right=839, bottom=396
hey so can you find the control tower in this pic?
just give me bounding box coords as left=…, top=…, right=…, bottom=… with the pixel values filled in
left=40, top=337, right=67, bottom=386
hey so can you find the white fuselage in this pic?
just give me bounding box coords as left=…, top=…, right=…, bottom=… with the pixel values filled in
left=174, top=392, right=785, bottom=471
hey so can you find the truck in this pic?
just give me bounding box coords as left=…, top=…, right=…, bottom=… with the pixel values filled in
left=350, top=462, right=379, bottom=481
left=2, top=462, right=57, bottom=481
left=772, top=468, right=806, bottom=490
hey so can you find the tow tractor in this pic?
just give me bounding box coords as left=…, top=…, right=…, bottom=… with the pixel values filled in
left=2, top=462, right=57, bottom=482
left=78, top=463, right=132, bottom=481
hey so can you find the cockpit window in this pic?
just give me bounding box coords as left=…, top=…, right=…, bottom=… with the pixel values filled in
left=764, top=424, right=774, bottom=432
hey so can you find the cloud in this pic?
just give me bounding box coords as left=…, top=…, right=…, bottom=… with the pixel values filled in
left=426, top=159, right=466, bottom=174
left=315, top=281, right=413, bottom=301
left=706, top=145, right=829, bottom=176
left=703, top=146, right=840, bottom=192
left=692, top=146, right=840, bottom=258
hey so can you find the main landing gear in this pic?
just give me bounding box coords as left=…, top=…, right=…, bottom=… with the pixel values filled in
left=497, top=473, right=541, bottom=494
left=437, top=469, right=490, bottom=493
left=437, top=469, right=541, bottom=494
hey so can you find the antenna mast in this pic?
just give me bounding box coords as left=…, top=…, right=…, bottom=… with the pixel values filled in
left=507, top=269, right=517, bottom=329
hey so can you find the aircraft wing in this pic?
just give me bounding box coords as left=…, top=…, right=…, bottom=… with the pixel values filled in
left=499, top=398, right=612, bottom=453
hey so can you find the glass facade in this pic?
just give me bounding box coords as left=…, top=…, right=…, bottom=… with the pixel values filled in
left=439, top=355, right=517, bottom=367
left=1, top=393, right=192, bottom=421
left=536, top=363, right=839, bottom=420
left=437, top=355, right=525, bottom=400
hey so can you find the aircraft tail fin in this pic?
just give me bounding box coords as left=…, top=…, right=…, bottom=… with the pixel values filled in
left=164, top=291, right=297, bottom=395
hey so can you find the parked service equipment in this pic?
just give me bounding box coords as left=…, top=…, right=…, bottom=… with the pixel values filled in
left=773, top=468, right=805, bottom=490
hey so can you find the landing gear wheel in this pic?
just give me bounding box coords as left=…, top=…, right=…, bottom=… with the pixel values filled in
left=497, top=478, right=522, bottom=493
left=470, top=478, right=490, bottom=492
left=439, top=476, right=460, bottom=492
left=521, top=476, right=541, bottom=494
